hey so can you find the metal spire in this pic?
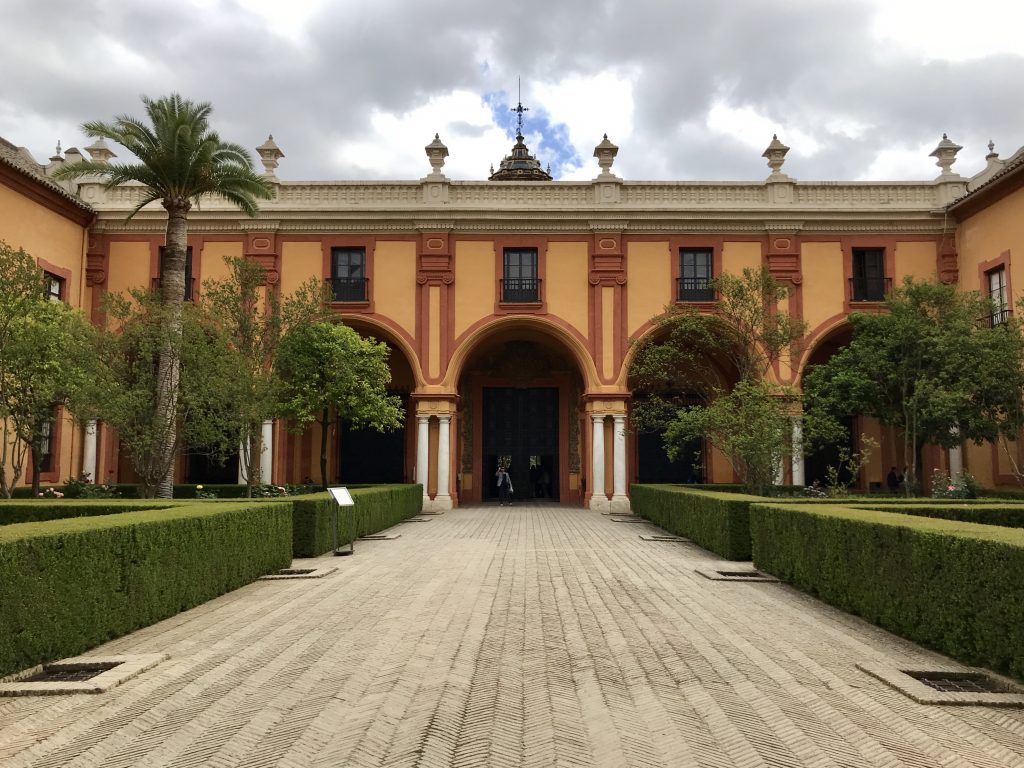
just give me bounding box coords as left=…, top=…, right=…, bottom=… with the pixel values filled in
left=510, top=77, right=528, bottom=138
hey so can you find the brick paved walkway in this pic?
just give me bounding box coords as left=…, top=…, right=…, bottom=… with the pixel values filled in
left=2, top=506, right=1023, bottom=767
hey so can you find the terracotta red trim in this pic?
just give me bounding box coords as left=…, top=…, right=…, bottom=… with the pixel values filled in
left=447, top=314, right=598, bottom=391
left=796, top=314, right=854, bottom=383
left=949, top=163, right=1024, bottom=220
left=318, top=235, right=378, bottom=313
left=27, top=406, right=64, bottom=485
left=35, top=257, right=72, bottom=303
left=336, top=314, right=424, bottom=387
left=490, top=236, right=549, bottom=315
left=977, top=250, right=1013, bottom=321
left=0, top=163, right=94, bottom=226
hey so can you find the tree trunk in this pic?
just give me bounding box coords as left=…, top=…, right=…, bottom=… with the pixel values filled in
left=30, top=437, right=41, bottom=497
left=319, top=409, right=329, bottom=490
left=154, top=203, right=190, bottom=499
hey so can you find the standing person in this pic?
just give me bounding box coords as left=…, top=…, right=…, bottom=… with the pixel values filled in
left=496, top=464, right=513, bottom=506
left=886, top=466, right=899, bottom=493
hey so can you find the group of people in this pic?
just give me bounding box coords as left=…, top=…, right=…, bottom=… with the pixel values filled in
left=495, top=462, right=553, bottom=505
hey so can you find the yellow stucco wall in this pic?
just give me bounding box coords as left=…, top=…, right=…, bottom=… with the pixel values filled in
left=372, top=241, right=416, bottom=338
left=107, top=241, right=152, bottom=303
left=721, top=241, right=761, bottom=275
left=800, top=242, right=845, bottom=335
left=198, top=240, right=243, bottom=288
left=0, top=184, right=87, bottom=310
left=626, top=242, right=672, bottom=337
left=958, top=186, right=1024, bottom=297
left=893, top=241, right=937, bottom=284
left=280, top=242, right=322, bottom=300
left=453, top=241, right=495, bottom=339
left=545, top=241, right=588, bottom=337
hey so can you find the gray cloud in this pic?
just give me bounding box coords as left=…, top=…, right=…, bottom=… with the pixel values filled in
left=1, top=0, right=1020, bottom=181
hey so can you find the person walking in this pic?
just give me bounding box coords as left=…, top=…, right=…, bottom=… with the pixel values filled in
left=496, top=464, right=513, bottom=506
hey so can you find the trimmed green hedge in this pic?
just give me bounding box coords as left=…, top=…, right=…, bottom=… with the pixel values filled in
left=0, top=500, right=175, bottom=526
left=630, top=485, right=759, bottom=560
left=855, top=503, right=1024, bottom=529
left=292, top=484, right=422, bottom=557
left=750, top=502, right=1024, bottom=680
left=0, top=501, right=292, bottom=679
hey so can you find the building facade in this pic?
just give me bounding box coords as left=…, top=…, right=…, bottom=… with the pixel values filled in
left=2, top=126, right=1023, bottom=507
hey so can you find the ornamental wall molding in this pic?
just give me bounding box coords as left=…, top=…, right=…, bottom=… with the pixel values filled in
left=77, top=177, right=953, bottom=216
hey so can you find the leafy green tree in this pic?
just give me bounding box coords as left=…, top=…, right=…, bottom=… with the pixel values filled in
left=198, top=257, right=328, bottom=494
left=630, top=266, right=805, bottom=494
left=55, top=94, right=273, bottom=497
left=0, top=241, right=95, bottom=497
left=73, top=290, right=243, bottom=498
left=275, top=321, right=404, bottom=489
left=803, top=278, right=1024, bottom=495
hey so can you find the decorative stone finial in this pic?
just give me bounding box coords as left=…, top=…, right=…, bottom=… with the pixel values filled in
left=256, top=135, right=284, bottom=178
left=929, top=133, right=962, bottom=177
left=50, top=140, right=63, bottom=162
left=85, top=138, right=117, bottom=164
left=986, top=140, right=997, bottom=159
left=762, top=134, right=790, bottom=178
left=593, top=134, right=619, bottom=179
left=424, top=133, right=449, bottom=179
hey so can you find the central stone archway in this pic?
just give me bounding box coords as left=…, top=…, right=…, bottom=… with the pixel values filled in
left=455, top=326, right=587, bottom=505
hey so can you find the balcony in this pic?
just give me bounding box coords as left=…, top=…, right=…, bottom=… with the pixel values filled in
left=985, top=307, right=1012, bottom=327
left=849, top=276, right=891, bottom=302
left=501, top=277, right=541, bottom=303
left=327, top=277, right=368, bottom=303
left=677, top=277, right=715, bottom=303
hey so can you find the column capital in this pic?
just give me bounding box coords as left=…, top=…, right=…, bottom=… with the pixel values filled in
left=416, top=414, right=431, bottom=424
left=438, top=414, right=451, bottom=424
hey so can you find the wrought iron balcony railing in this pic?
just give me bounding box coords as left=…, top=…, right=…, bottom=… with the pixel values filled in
left=501, top=277, right=541, bottom=303
left=677, top=277, right=715, bottom=302
left=849, top=276, right=891, bottom=302
left=327, top=277, right=368, bottom=302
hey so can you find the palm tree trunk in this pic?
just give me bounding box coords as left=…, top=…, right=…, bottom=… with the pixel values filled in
left=155, top=204, right=189, bottom=499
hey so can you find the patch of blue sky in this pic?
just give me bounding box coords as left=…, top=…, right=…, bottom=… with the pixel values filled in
left=483, top=90, right=582, bottom=179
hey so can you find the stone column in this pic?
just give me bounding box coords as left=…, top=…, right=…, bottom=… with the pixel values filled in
left=237, top=434, right=247, bottom=484
left=261, top=420, right=274, bottom=486
left=790, top=417, right=805, bottom=487
left=82, top=420, right=97, bottom=483
left=590, top=414, right=608, bottom=511
left=949, top=444, right=964, bottom=479
left=610, top=414, right=630, bottom=513
left=434, top=415, right=453, bottom=510
left=416, top=415, right=430, bottom=504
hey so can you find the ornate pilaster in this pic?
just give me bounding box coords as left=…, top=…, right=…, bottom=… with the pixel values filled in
left=241, top=221, right=281, bottom=286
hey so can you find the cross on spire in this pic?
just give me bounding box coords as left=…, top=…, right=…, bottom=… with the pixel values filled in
left=511, top=77, right=528, bottom=138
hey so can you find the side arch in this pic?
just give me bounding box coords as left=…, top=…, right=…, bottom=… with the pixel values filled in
left=339, top=313, right=425, bottom=390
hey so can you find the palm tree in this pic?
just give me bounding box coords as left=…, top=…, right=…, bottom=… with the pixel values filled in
left=56, top=94, right=274, bottom=498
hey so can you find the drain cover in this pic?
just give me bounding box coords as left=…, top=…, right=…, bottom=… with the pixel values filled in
left=359, top=533, right=401, bottom=541
left=259, top=565, right=338, bottom=580
left=857, top=662, right=1024, bottom=707
left=24, top=662, right=122, bottom=683
left=909, top=672, right=1013, bottom=694
left=639, top=535, right=689, bottom=542
left=278, top=568, right=315, bottom=576
left=398, top=517, right=431, bottom=523
left=610, top=517, right=645, bottom=523
left=695, top=566, right=779, bottom=582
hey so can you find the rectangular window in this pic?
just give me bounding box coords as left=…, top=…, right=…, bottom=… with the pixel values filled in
left=44, top=272, right=64, bottom=302
left=678, top=248, right=714, bottom=302
left=502, top=248, right=539, bottom=302
left=987, top=266, right=1009, bottom=325
left=330, top=247, right=367, bottom=302
left=38, top=414, right=54, bottom=473
left=851, top=248, right=888, bottom=301
left=158, top=246, right=194, bottom=300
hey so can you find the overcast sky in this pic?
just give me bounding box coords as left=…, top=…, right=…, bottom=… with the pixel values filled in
left=2, top=0, right=1022, bottom=183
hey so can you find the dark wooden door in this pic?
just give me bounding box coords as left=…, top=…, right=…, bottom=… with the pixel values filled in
left=482, top=387, right=559, bottom=500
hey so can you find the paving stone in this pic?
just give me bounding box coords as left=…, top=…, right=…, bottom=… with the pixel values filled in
left=0, top=507, right=1022, bottom=767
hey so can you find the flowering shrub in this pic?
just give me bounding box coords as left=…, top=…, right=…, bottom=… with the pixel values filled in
left=194, top=484, right=219, bottom=500
left=251, top=484, right=289, bottom=498
left=37, top=488, right=64, bottom=498
left=63, top=475, right=119, bottom=499
left=930, top=469, right=979, bottom=499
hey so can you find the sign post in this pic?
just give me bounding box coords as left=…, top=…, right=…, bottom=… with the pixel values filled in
left=327, top=486, right=355, bottom=556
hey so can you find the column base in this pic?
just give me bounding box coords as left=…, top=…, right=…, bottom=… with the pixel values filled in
left=423, top=495, right=453, bottom=513
left=609, top=494, right=631, bottom=514
left=589, top=494, right=610, bottom=512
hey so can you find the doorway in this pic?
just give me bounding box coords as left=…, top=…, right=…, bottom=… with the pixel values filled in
left=482, top=387, right=559, bottom=501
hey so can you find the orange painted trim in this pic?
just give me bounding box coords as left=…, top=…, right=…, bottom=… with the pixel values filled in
left=35, top=257, right=72, bottom=302
left=446, top=314, right=599, bottom=392
left=977, top=250, right=1013, bottom=320
left=0, top=163, right=95, bottom=227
